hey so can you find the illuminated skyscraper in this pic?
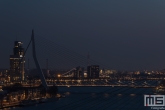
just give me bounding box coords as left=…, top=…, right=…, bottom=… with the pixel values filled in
left=10, top=41, right=25, bottom=81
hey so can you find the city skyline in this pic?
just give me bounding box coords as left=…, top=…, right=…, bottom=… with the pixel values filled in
left=0, top=1, right=165, bottom=110
left=1, top=1, right=165, bottom=70
left=1, top=34, right=165, bottom=71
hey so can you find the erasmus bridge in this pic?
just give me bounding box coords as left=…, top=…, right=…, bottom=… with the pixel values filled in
left=2, top=30, right=162, bottom=110
left=18, top=30, right=160, bottom=89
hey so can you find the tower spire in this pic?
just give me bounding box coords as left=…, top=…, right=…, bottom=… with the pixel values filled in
left=87, top=51, right=90, bottom=66
left=28, top=58, right=29, bottom=70
left=46, top=59, right=48, bottom=70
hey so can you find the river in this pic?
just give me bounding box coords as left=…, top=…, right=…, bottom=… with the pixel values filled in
left=1, top=85, right=156, bottom=110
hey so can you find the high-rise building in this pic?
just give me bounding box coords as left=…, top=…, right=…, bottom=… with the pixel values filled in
left=87, top=65, right=99, bottom=78
left=10, top=41, right=25, bottom=81
left=73, top=66, right=84, bottom=78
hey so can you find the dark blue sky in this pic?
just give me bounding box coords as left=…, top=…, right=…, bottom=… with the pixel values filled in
left=0, top=0, right=165, bottom=70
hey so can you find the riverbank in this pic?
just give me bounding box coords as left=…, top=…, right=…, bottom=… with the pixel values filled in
left=0, top=97, right=61, bottom=109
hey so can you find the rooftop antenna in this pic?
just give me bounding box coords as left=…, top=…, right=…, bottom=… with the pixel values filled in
left=28, top=58, right=29, bottom=70
left=87, top=51, right=90, bottom=66
left=46, top=59, right=48, bottom=70
left=27, top=58, right=30, bottom=76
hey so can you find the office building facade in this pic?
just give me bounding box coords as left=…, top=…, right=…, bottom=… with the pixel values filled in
left=73, top=66, right=84, bottom=78
left=10, top=41, right=25, bottom=81
left=87, top=65, right=99, bottom=78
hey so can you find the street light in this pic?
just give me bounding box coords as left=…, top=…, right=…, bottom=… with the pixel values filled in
left=58, top=74, right=61, bottom=77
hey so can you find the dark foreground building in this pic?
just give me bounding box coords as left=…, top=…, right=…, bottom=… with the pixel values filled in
left=87, top=65, right=99, bottom=78
left=73, top=66, right=84, bottom=78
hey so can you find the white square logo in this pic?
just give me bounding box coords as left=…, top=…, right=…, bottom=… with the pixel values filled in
left=144, top=95, right=165, bottom=106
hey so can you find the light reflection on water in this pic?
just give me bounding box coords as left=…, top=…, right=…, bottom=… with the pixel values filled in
left=130, top=94, right=136, bottom=96
left=7, top=86, right=154, bottom=110
left=103, top=93, right=109, bottom=98
left=65, top=92, right=70, bottom=95
left=118, top=94, right=122, bottom=96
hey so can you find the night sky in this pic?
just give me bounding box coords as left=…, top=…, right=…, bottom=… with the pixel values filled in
left=0, top=0, right=165, bottom=70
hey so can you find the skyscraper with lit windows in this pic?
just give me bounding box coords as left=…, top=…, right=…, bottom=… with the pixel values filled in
left=10, top=41, right=25, bottom=81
